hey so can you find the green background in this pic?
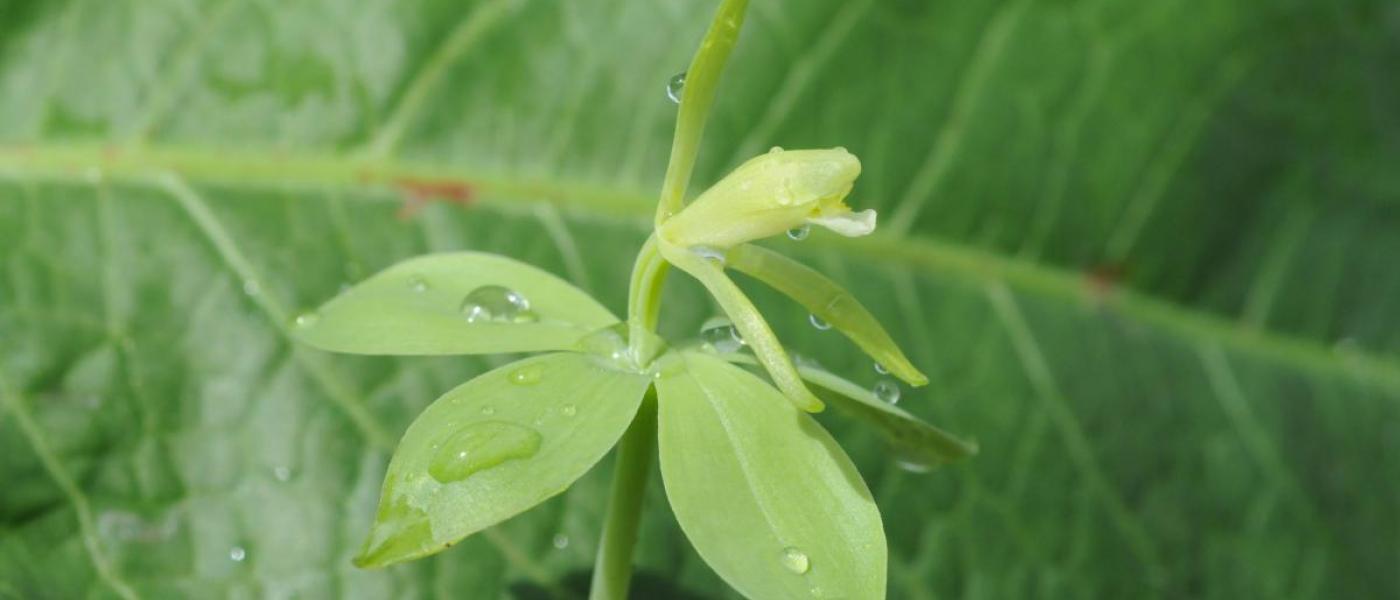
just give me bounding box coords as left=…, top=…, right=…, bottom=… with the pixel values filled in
left=1, top=0, right=1397, bottom=597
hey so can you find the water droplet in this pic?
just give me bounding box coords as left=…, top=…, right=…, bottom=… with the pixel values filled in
left=428, top=421, right=542, bottom=483
left=895, top=457, right=935, bottom=474
left=552, top=533, right=570, bottom=550
left=242, top=280, right=260, bottom=296
left=666, top=72, right=686, bottom=103
left=481, top=406, right=496, bottom=416
left=560, top=404, right=577, bottom=417
left=786, top=224, right=811, bottom=241
left=272, top=466, right=292, bottom=482
left=700, top=316, right=744, bottom=353
left=460, top=285, right=538, bottom=324
left=691, top=245, right=726, bottom=266
left=578, top=324, right=632, bottom=364
left=768, top=145, right=785, bottom=154
left=874, top=362, right=889, bottom=375
left=809, top=585, right=825, bottom=598
left=779, top=546, right=810, bottom=574
left=874, top=379, right=900, bottom=404
left=293, top=312, right=319, bottom=328
left=809, top=314, right=831, bottom=330
left=792, top=353, right=821, bottom=369
left=229, top=546, right=247, bottom=562
left=409, top=275, right=429, bottom=293
left=509, top=365, right=543, bottom=386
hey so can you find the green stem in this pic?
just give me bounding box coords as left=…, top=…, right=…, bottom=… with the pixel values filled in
left=588, top=393, right=658, bottom=600
left=626, top=236, right=668, bottom=363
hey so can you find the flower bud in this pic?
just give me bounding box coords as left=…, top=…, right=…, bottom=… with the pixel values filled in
left=659, top=147, right=873, bottom=249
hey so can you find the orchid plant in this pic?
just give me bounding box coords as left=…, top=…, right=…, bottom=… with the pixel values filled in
left=294, top=1, right=975, bottom=598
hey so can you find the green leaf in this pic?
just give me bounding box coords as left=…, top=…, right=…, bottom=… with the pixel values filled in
left=726, top=243, right=927, bottom=386
left=355, top=352, right=650, bottom=568
left=655, top=351, right=885, bottom=599
left=296, top=252, right=617, bottom=355
left=2, top=0, right=1397, bottom=597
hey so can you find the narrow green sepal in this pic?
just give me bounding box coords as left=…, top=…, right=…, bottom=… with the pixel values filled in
left=726, top=243, right=929, bottom=386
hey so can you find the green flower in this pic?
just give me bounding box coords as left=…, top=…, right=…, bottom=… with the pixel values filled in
left=659, top=147, right=875, bottom=249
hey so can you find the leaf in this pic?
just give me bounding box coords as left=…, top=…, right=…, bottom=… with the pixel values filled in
left=356, top=352, right=650, bottom=568
left=2, top=0, right=1397, bottom=597
left=655, top=351, right=885, bottom=599
left=296, top=252, right=617, bottom=355
left=725, top=243, right=927, bottom=386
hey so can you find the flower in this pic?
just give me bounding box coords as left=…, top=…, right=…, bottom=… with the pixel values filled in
left=659, top=147, right=874, bottom=249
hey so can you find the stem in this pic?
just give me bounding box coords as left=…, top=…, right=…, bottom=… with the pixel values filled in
left=588, top=393, right=658, bottom=600
left=626, top=236, right=668, bottom=363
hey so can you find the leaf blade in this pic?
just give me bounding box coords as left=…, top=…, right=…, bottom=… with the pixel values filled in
left=295, top=252, right=617, bottom=355
left=355, top=352, right=650, bottom=568
left=656, top=351, right=885, bottom=599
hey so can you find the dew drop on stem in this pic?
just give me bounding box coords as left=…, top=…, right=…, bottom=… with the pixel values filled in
left=666, top=72, right=686, bottom=103
left=700, top=316, right=744, bottom=353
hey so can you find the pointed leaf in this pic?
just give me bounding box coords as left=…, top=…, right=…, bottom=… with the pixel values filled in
left=726, top=243, right=927, bottom=386
left=295, top=252, right=617, bottom=355
left=655, top=351, right=884, bottom=599
left=355, top=352, right=650, bottom=568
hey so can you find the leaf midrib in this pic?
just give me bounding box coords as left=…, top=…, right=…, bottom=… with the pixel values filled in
left=2, top=141, right=1397, bottom=396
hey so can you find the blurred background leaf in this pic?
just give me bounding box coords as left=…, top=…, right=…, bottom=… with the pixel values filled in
left=1, top=0, right=1397, bottom=597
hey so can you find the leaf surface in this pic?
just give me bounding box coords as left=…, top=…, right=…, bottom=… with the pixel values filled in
left=296, top=252, right=617, bottom=355
left=357, top=352, right=650, bottom=568
left=656, top=351, right=885, bottom=599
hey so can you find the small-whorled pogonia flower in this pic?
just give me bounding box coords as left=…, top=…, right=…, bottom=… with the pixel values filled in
left=659, top=147, right=873, bottom=249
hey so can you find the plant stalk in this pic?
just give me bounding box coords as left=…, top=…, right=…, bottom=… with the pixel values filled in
left=588, top=393, right=658, bottom=600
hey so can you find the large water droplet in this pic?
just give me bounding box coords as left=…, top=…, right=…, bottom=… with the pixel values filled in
left=809, top=314, right=831, bottom=330
left=700, top=316, right=744, bottom=353
left=779, top=546, right=810, bottom=574
left=691, top=245, right=726, bottom=266
left=509, top=365, right=543, bottom=386
left=787, top=224, right=811, bottom=241
left=873, top=379, right=900, bottom=404
left=229, top=546, right=247, bottom=562
left=552, top=533, right=570, bottom=550
left=409, top=275, right=429, bottom=293
left=428, top=421, right=542, bottom=483
left=666, top=72, right=686, bottom=103
left=294, top=312, right=319, bottom=328
left=460, top=285, right=538, bottom=324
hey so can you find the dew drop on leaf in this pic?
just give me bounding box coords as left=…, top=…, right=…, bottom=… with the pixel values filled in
left=873, top=379, right=900, bottom=404
left=808, top=314, right=831, bottom=330
left=691, top=245, right=726, bottom=266
left=509, top=365, right=543, bottom=386
left=779, top=546, right=810, bottom=574
left=428, top=421, right=542, bottom=483
left=666, top=71, right=686, bottom=103
left=560, top=404, right=577, bottom=417
left=409, top=275, right=429, bottom=293
left=700, top=316, right=744, bottom=353
left=481, top=406, right=496, bottom=416
left=460, top=285, right=538, bottom=324
left=552, top=533, right=570, bottom=550
left=768, top=145, right=784, bottom=154
left=787, top=224, right=811, bottom=241
left=293, top=312, right=319, bottom=328
left=229, top=546, right=247, bottom=562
